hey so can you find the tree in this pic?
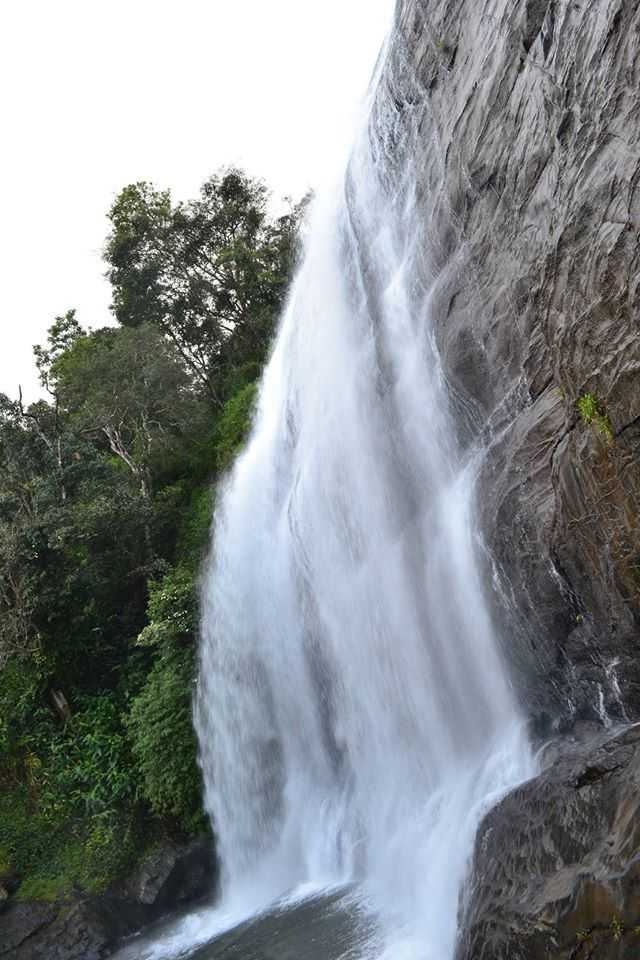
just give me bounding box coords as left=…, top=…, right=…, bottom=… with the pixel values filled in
left=0, top=385, right=152, bottom=685
left=0, top=393, right=49, bottom=669
left=105, top=168, right=302, bottom=406
left=51, top=323, right=198, bottom=501
left=0, top=165, right=302, bottom=901
left=33, top=310, right=83, bottom=392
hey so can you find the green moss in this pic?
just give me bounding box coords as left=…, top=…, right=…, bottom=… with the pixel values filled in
left=15, top=875, right=69, bottom=902
left=577, top=393, right=614, bottom=443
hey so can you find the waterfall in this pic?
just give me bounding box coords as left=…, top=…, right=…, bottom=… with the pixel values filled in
left=196, top=33, right=533, bottom=960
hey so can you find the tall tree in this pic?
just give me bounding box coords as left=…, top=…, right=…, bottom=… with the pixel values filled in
left=50, top=323, right=197, bottom=501
left=104, top=168, right=301, bottom=406
left=0, top=394, right=42, bottom=669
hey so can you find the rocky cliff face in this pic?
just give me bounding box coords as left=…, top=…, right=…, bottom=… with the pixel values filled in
left=373, top=1, right=640, bottom=955
left=457, top=725, right=640, bottom=960
left=377, top=0, right=640, bottom=727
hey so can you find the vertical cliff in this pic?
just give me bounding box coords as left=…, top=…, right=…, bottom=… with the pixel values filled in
left=375, top=0, right=640, bottom=725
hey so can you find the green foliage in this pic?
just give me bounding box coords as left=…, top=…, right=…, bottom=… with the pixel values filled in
left=176, top=485, right=214, bottom=561
left=37, top=694, right=135, bottom=819
left=0, top=649, right=51, bottom=757
left=0, top=688, right=153, bottom=899
left=127, top=561, right=204, bottom=832
left=128, top=645, right=203, bottom=831
left=215, top=382, right=258, bottom=471
left=577, top=392, right=614, bottom=443
left=105, top=170, right=300, bottom=407
left=221, top=360, right=262, bottom=401
left=51, top=323, right=200, bottom=498
left=0, top=164, right=300, bottom=902
left=33, top=309, right=83, bottom=390
left=136, top=566, right=197, bottom=649
left=577, top=392, right=598, bottom=423
left=78, top=810, right=149, bottom=894
left=0, top=782, right=145, bottom=900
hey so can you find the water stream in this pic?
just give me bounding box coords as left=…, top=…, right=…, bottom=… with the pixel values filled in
left=117, top=19, right=533, bottom=960
left=192, top=40, right=533, bottom=960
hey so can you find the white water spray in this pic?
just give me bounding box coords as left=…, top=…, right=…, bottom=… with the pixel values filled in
left=196, top=34, right=533, bottom=960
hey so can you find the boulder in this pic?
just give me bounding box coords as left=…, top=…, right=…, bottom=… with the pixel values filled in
left=2, top=899, right=153, bottom=960
left=0, top=901, right=58, bottom=958
left=123, top=836, right=217, bottom=911
left=457, top=724, right=640, bottom=959
left=1, top=836, right=217, bottom=960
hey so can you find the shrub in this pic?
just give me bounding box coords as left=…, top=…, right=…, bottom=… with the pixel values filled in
left=135, top=566, right=197, bottom=649
left=214, top=382, right=258, bottom=471
left=176, top=485, right=214, bottom=562
left=577, top=392, right=614, bottom=443
left=0, top=782, right=143, bottom=899
left=37, top=693, right=135, bottom=820
left=0, top=650, right=50, bottom=758
left=127, top=647, right=203, bottom=832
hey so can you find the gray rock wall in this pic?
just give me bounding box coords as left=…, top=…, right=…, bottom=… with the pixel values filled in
left=376, top=0, right=640, bottom=726
left=456, top=725, right=640, bottom=959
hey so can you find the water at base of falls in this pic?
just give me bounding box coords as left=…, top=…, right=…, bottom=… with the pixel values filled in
left=121, top=34, right=535, bottom=960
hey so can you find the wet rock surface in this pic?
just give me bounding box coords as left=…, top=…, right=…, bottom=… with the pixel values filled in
left=110, top=890, right=369, bottom=960
left=457, top=724, right=640, bottom=959
left=121, top=836, right=217, bottom=913
left=0, top=837, right=216, bottom=960
left=375, top=0, right=640, bottom=724
left=189, top=892, right=370, bottom=960
left=2, top=899, right=155, bottom=960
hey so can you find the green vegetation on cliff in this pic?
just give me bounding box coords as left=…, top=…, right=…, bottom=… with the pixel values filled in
left=0, top=169, right=302, bottom=899
left=577, top=392, right=614, bottom=444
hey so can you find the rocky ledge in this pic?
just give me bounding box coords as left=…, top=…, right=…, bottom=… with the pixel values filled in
left=0, top=837, right=216, bottom=960
left=457, top=724, right=640, bottom=959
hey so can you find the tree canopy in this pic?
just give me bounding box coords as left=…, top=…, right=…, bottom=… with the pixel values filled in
left=0, top=167, right=303, bottom=900
left=105, top=168, right=302, bottom=406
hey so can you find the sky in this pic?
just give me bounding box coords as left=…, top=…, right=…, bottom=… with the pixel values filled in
left=0, top=0, right=394, bottom=400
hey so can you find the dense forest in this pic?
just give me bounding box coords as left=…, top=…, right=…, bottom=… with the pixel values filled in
left=0, top=169, right=303, bottom=900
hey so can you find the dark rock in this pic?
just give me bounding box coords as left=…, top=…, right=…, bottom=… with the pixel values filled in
left=4, top=899, right=153, bottom=960
left=1, top=837, right=217, bottom=960
left=0, top=901, right=58, bottom=958
left=189, top=890, right=371, bottom=960
left=457, top=724, right=640, bottom=959
left=0, top=868, right=22, bottom=901
left=123, top=836, right=217, bottom=911
left=374, top=0, right=640, bottom=723
left=154, top=837, right=217, bottom=911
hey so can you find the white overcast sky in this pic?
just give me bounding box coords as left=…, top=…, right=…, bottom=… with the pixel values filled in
left=1, top=0, right=394, bottom=400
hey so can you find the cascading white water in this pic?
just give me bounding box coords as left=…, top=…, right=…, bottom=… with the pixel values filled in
left=196, top=33, right=533, bottom=960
